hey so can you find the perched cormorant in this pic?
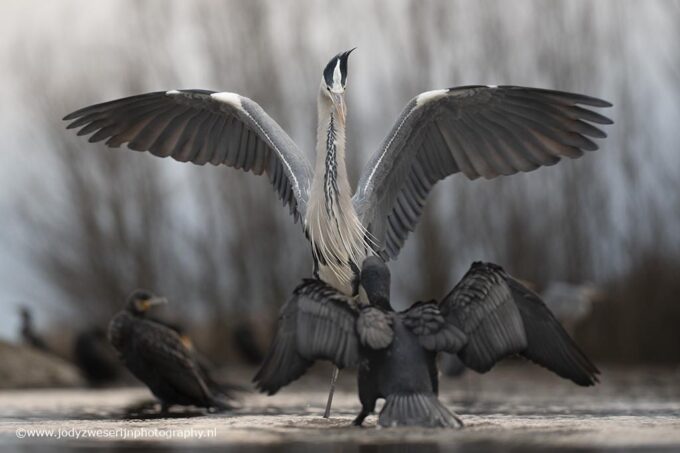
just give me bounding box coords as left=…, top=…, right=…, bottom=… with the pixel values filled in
left=108, top=289, right=236, bottom=412
left=155, top=320, right=243, bottom=399
left=254, top=258, right=599, bottom=428
left=74, top=327, right=122, bottom=386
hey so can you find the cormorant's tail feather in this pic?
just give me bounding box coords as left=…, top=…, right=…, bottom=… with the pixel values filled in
left=378, top=393, right=463, bottom=428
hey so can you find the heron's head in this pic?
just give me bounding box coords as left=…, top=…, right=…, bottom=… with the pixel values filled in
left=359, top=256, right=391, bottom=310
left=125, top=289, right=167, bottom=316
left=321, top=48, right=355, bottom=121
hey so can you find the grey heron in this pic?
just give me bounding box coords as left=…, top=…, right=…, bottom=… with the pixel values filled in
left=254, top=257, right=598, bottom=428
left=63, top=49, right=613, bottom=297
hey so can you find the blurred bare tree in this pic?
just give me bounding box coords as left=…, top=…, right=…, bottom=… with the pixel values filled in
left=9, top=0, right=680, bottom=363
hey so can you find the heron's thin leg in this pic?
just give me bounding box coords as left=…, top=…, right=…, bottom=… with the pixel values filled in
left=323, top=366, right=340, bottom=418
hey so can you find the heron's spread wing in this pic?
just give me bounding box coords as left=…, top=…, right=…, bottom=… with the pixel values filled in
left=353, top=86, right=613, bottom=258
left=440, top=262, right=599, bottom=386
left=401, top=301, right=467, bottom=353
left=253, top=280, right=360, bottom=395
left=64, top=90, right=313, bottom=222
left=131, top=320, right=212, bottom=402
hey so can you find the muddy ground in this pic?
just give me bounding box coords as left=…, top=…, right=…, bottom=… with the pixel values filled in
left=0, top=364, right=679, bottom=452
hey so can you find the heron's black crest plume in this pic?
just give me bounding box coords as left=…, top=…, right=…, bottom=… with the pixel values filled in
left=323, top=48, right=356, bottom=90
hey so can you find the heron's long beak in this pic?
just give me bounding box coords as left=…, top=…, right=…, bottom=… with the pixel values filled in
left=330, top=92, right=346, bottom=125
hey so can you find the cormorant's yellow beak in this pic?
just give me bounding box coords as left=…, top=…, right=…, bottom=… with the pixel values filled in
left=142, top=296, right=167, bottom=311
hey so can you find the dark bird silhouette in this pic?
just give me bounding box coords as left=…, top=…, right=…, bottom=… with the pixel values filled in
left=232, top=322, right=265, bottom=366
left=19, top=307, right=50, bottom=352
left=74, top=327, right=122, bottom=386
left=254, top=258, right=599, bottom=428
left=108, top=289, right=236, bottom=412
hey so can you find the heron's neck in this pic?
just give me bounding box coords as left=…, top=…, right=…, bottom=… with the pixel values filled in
left=305, top=95, right=368, bottom=292
left=313, top=102, right=351, bottom=213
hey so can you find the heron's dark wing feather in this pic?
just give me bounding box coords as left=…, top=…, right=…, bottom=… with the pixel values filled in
left=64, top=90, right=313, bottom=222
left=356, top=306, right=394, bottom=350
left=253, top=280, right=360, bottom=395
left=441, top=262, right=599, bottom=386
left=130, top=320, right=212, bottom=402
left=401, top=301, right=467, bottom=353
left=353, top=86, right=613, bottom=258
left=506, top=277, right=601, bottom=386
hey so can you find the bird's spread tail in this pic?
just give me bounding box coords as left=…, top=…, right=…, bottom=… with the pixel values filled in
left=379, top=393, right=463, bottom=428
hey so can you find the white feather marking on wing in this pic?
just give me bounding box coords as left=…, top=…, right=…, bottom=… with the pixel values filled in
left=211, top=92, right=304, bottom=202
left=362, top=89, right=448, bottom=194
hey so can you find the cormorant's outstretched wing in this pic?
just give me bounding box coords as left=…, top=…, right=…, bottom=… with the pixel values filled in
left=252, top=292, right=312, bottom=396
left=353, top=86, right=612, bottom=258
left=440, top=262, right=599, bottom=386
left=64, top=90, right=313, bottom=222
left=254, top=280, right=360, bottom=395
left=129, top=321, right=214, bottom=403
left=356, top=306, right=394, bottom=350
left=401, top=301, right=467, bottom=353
left=505, top=276, right=601, bottom=386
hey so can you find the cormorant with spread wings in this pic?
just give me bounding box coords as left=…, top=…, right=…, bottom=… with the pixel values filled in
left=254, top=257, right=599, bottom=428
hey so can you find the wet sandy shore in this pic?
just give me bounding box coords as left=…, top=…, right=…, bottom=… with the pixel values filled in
left=1, top=364, right=679, bottom=451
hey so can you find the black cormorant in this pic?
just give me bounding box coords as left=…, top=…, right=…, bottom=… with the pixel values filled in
left=108, top=289, right=236, bottom=412
left=254, top=258, right=599, bottom=427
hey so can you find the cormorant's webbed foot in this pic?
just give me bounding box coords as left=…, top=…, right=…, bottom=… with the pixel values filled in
left=352, top=408, right=370, bottom=427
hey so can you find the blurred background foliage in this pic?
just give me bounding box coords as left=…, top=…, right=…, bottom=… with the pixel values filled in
left=1, top=0, right=679, bottom=364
